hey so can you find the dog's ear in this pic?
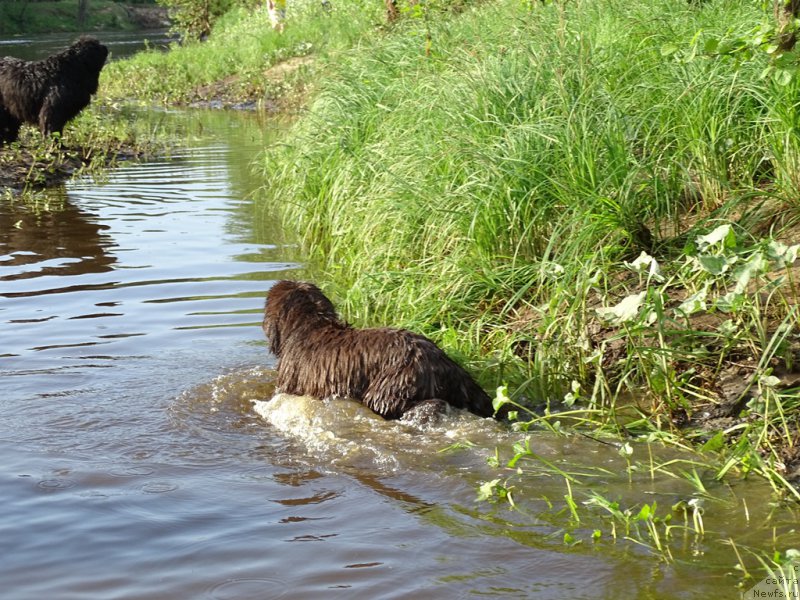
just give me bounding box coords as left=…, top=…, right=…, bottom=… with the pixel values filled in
left=263, top=313, right=281, bottom=357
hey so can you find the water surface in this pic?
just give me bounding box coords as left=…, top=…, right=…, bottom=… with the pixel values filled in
left=0, top=29, right=174, bottom=61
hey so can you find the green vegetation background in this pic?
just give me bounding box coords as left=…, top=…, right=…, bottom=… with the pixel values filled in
left=2, top=0, right=792, bottom=574
left=0, top=0, right=160, bottom=34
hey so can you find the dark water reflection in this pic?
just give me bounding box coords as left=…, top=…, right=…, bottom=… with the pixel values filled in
left=0, top=108, right=793, bottom=599
left=0, top=191, right=115, bottom=281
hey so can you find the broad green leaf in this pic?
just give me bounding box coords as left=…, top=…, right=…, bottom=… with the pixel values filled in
left=775, top=68, right=794, bottom=86
left=701, top=431, right=725, bottom=453
left=784, top=548, right=800, bottom=562
left=715, top=291, right=744, bottom=313
left=696, top=254, right=734, bottom=275
left=477, top=479, right=500, bottom=502
left=660, top=43, right=679, bottom=57
left=716, top=41, right=733, bottom=55
left=676, top=286, right=708, bottom=317
left=618, top=442, right=633, bottom=458
left=768, top=240, right=800, bottom=267
left=734, top=251, right=768, bottom=293
left=624, top=251, right=655, bottom=272
left=595, top=292, right=647, bottom=326
left=703, top=38, right=719, bottom=54
left=492, top=385, right=511, bottom=412
left=696, top=224, right=735, bottom=251
left=624, top=251, right=663, bottom=281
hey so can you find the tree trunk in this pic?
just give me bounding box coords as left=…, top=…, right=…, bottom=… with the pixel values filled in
left=385, top=0, right=399, bottom=22
left=77, top=0, right=89, bottom=27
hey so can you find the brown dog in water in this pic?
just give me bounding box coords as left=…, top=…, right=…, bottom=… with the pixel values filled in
left=262, top=280, right=496, bottom=420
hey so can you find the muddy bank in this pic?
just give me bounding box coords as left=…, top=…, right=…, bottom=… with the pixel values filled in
left=185, top=55, right=315, bottom=113
left=0, top=129, right=149, bottom=193
left=123, top=5, right=170, bottom=30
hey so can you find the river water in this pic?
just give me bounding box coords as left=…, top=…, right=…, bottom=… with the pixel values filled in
left=0, top=90, right=797, bottom=598
left=0, top=29, right=174, bottom=61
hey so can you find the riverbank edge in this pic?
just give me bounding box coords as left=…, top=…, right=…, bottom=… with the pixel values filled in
left=0, top=47, right=311, bottom=194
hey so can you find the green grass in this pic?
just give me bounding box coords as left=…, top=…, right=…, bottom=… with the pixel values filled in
left=0, top=106, right=171, bottom=193
left=257, top=0, right=800, bottom=497
left=100, top=0, right=383, bottom=105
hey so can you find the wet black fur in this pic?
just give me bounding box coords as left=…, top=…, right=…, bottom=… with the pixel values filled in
left=0, top=37, right=108, bottom=145
left=262, top=280, right=495, bottom=420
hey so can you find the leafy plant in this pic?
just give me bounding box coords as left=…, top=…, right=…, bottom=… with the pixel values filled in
left=159, top=0, right=238, bottom=40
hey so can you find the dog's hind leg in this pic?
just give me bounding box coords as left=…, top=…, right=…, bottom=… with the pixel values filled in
left=399, top=399, right=449, bottom=426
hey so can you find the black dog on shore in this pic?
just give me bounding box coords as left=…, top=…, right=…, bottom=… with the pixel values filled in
left=0, top=37, right=108, bottom=145
left=262, top=280, right=496, bottom=420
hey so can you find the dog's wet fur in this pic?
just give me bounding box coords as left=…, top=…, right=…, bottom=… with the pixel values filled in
left=0, top=37, right=108, bottom=145
left=262, top=281, right=495, bottom=421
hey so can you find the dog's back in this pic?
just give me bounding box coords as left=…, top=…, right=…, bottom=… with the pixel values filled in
left=0, top=58, right=38, bottom=122
left=354, top=328, right=494, bottom=419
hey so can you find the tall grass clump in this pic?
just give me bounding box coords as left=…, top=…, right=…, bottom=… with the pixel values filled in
left=101, top=0, right=381, bottom=104
left=259, top=0, right=800, bottom=494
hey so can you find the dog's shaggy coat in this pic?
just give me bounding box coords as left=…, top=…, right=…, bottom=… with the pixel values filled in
left=0, top=37, right=108, bottom=145
left=263, top=280, right=495, bottom=420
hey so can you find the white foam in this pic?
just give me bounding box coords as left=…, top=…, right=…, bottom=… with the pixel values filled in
left=252, top=393, right=511, bottom=473
left=253, top=394, right=403, bottom=469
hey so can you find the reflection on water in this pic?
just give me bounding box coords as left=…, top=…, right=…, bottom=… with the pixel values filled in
left=0, top=107, right=794, bottom=599
left=0, top=190, right=116, bottom=281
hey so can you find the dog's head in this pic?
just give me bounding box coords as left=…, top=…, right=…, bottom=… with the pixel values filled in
left=66, top=37, right=109, bottom=75
left=262, top=280, right=341, bottom=357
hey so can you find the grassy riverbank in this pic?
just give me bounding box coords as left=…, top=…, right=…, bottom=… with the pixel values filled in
left=101, top=2, right=381, bottom=107
left=256, top=0, right=800, bottom=503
